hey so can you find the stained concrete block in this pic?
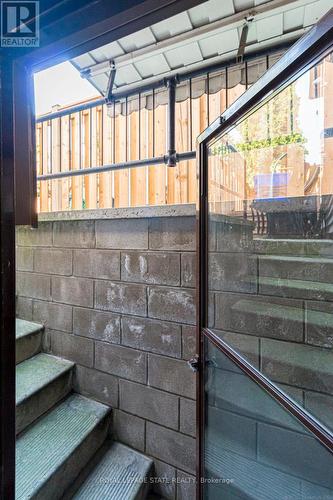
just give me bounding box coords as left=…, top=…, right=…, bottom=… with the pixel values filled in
left=209, top=252, right=257, bottom=293
left=73, top=249, right=120, bottom=280
left=16, top=297, right=33, bottom=320
left=16, top=222, right=53, bottom=247
left=151, top=459, right=176, bottom=500
left=96, top=219, right=148, bottom=249
left=95, top=280, right=147, bottom=316
left=146, top=422, right=196, bottom=474
left=181, top=253, right=196, bottom=288
left=122, top=316, right=181, bottom=358
left=113, top=410, right=145, bottom=452
left=74, top=365, right=118, bottom=407
left=182, top=326, right=196, bottom=360
left=16, top=247, right=34, bottom=271
left=17, top=272, right=51, bottom=300
left=213, top=330, right=260, bottom=368
left=33, top=300, right=73, bottom=333
left=73, top=307, right=120, bottom=344
left=148, top=354, right=195, bottom=399
left=50, top=330, right=94, bottom=367
left=121, top=252, right=180, bottom=285
left=95, top=342, right=147, bottom=383
left=53, top=220, right=95, bottom=248
left=180, top=398, right=196, bottom=437
left=119, top=379, right=179, bottom=430
left=176, top=470, right=196, bottom=500
left=34, top=248, right=72, bottom=275
left=52, top=276, right=94, bottom=307
left=149, top=217, right=195, bottom=251
left=261, top=338, right=333, bottom=393
left=215, top=219, right=254, bottom=253
left=148, top=286, right=195, bottom=325
left=305, top=300, right=333, bottom=348
left=215, top=292, right=304, bottom=342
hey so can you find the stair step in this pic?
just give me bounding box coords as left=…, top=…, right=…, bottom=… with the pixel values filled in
left=72, top=442, right=153, bottom=500
left=16, top=353, right=74, bottom=435
left=257, top=275, right=333, bottom=301
left=254, top=238, right=333, bottom=257
left=16, top=394, right=111, bottom=500
left=16, top=319, right=43, bottom=364
left=259, top=254, right=333, bottom=285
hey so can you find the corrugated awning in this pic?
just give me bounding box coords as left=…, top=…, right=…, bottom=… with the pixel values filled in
left=71, top=0, right=332, bottom=102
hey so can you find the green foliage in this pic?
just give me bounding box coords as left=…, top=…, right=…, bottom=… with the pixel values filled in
left=211, top=133, right=306, bottom=157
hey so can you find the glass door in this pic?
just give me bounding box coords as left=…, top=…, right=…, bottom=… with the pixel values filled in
left=198, top=19, right=333, bottom=500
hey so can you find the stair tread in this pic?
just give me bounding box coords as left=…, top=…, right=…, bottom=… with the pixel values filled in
left=73, top=442, right=153, bottom=499
left=258, top=275, right=333, bottom=293
left=259, top=254, right=333, bottom=264
left=16, top=394, right=110, bottom=500
left=16, top=353, right=74, bottom=406
left=16, top=319, right=43, bottom=340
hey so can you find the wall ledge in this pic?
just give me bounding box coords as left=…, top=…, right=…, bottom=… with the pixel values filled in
left=37, top=204, right=196, bottom=222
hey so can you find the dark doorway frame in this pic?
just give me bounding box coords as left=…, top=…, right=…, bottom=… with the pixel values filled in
left=0, top=1, right=207, bottom=497
left=196, top=8, right=333, bottom=499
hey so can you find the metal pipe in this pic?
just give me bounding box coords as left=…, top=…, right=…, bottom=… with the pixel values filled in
left=37, top=151, right=196, bottom=181
left=166, top=77, right=177, bottom=167
left=37, top=98, right=105, bottom=123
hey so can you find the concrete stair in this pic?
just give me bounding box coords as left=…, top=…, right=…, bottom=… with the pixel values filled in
left=15, top=319, right=153, bottom=500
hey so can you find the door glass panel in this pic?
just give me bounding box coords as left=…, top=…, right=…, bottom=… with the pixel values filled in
left=204, top=339, right=333, bottom=499
left=207, top=52, right=333, bottom=434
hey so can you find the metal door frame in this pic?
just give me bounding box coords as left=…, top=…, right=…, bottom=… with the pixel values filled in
left=196, top=8, right=333, bottom=499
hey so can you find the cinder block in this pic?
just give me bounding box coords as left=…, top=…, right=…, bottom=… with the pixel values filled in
left=152, top=459, right=176, bottom=500
left=209, top=253, right=257, bottom=293
left=95, top=281, right=147, bottom=316
left=16, top=297, right=33, bottom=320
left=121, top=252, right=180, bottom=285
left=122, top=316, right=181, bottom=357
left=73, top=307, right=120, bottom=344
left=119, top=379, right=179, bottom=429
left=50, top=330, right=94, bottom=367
left=53, top=220, right=95, bottom=248
left=113, top=410, right=145, bottom=452
left=17, top=272, right=51, bottom=300
left=214, top=330, right=260, bottom=368
left=16, top=247, right=34, bottom=271
left=95, top=342, right=147, bottom=383
left=16, top=222, right=53, bottom=247
left=33, top=300, right=72, bottom=333
left=149, top=217, right=195, bottom=251
left=73, top=249, right=120, bottom=280
left=34, top=248, right=72, bottom=275
left=215, top=292, right=303, bottom=342
left=261, top=338, right=333, bottom=393
left=74, top=365, right=118, bottom=407
left=96, top=219, right=148, bottom=249
left=216, top=219, right=254, bottom=253
left=176, top=470, right=196, bottom=500
left=148, top=354, right=195, bottom=399
left=148, top=286, right=195, bottom=325
left=181, top=253, right=196, bottom=288
left=52, top=276, right=93, bottom=307
left=305, top=301, right=333, bottom=348
left=182, top=326, right=196, bottom=360
left=180, top=398, right=196, bottom=437
left=146, top=422, right=196, bottom=474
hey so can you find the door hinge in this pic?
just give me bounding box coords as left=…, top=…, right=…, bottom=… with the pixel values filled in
left=187, top=355, right=200, bottom=372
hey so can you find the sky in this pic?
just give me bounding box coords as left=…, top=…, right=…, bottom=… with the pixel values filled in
left=34, top=61, right=99, bottom=116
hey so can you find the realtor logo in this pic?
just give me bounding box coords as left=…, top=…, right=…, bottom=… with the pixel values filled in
left=1, top=1, right=39, bottom=46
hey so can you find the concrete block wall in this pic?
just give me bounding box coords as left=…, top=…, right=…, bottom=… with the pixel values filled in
left=16, top=209, right=197, bottom=500
left=208, top=216, right=333, bottom=436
